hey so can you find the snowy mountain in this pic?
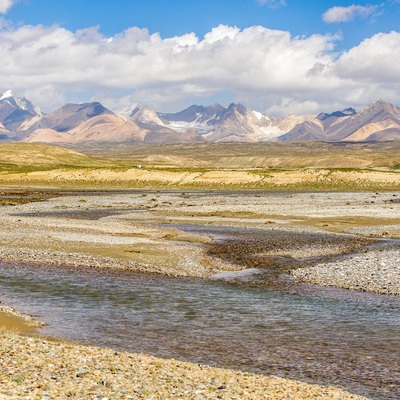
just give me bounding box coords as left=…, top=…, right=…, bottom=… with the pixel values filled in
left=0, top=90, right=41, bottom=116
left=1, top=89, right=399, bottom=144
left=155, top=103, right=317, bottom=142
left=204, top=103, right=284, bottom=142
left=0, top=90, right=41, bottom=136
left=158, top=104, right=227, bottom=133
left=24, top=102, right=204, bottom=144
left=129, top=105, right=204, bottom=142
left=130, top=105, right=167, bottom=127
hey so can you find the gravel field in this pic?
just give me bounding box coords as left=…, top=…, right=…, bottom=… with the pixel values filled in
left=0, top=190, right=398, bottom=285
left=292, top=248, right=400, bottom=295
left=0, top=189, right=399, bottom=292
left=0, top=330, right=367, bottom=400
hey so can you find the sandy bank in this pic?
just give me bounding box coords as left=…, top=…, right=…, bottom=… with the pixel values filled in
left=0, top=312, right=36, bottom=333
left=0, top=305, right=44, bottom=332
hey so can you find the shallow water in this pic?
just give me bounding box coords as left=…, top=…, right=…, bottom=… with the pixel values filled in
left=0, top=262, right=399, bottom=400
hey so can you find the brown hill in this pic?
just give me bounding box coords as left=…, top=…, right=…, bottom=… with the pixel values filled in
left=281, top=101, right=400, bottom=142
left=25, top=114, right=144, bottom=144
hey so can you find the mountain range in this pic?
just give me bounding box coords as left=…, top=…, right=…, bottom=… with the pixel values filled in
left=0, top=90, right=400, bottom=144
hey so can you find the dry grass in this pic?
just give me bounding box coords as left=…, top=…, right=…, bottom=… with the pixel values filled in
left=0, top=142, right=116, bottom=170
left=77, top=141, right=400, bottom=170
left=0, top=142, right=398, bottom=191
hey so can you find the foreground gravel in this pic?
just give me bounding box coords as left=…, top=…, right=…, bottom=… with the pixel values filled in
left=0, top=331, right=366, bottom=400
left=292, top=248, right=400, bottom=295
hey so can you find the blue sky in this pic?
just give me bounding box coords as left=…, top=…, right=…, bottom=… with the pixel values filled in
left=1, top=0, right=400, bottom=115
left=7, top=0, right=400, bottom=49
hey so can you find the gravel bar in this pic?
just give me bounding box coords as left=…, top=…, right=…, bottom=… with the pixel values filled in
left=0, top=331, right=366, bottom=400
left=291, top=248, right=400, bottom=295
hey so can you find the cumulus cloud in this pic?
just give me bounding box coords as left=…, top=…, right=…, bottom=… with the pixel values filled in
left=0, top=22, right=400, bottom=115
left=0, top=0, right=17, bottom=14
left=322, top=4, right=379, bottom=23
left=335, top=31, right=400, bottom=82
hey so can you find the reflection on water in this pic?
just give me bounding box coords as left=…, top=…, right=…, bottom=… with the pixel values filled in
left=0, top=262, right=399, bottom=400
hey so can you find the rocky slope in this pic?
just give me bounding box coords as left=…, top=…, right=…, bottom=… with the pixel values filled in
left=158, top=103, right=227, bottom=133
left=130, top=105, right=205, bottom=142
left=128, top=100, right=400, bottom=143
left=0, top=90, right=41, bottom=137
left=25, top=114, right=144, bottom=144
left=281, top=101, right=400, bottom=142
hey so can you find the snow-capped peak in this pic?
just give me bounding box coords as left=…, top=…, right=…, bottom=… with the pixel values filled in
left=0, top=89, right=15, bottom=100
left=0, top=89, right=41, bottom=115
left=252, top=110, right=263, bottom=121
left=116, top=103, right=140, bottom=118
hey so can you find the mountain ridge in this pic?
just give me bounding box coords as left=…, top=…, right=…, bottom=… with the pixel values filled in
left=1, top=90, right=400, bottom=144
left=281, top=100, right=400, bottom=142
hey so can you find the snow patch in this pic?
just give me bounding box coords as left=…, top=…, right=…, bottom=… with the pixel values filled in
left=259, top=126, right=284, bottom=140
left=252, top=110, right=263, bottom=121
left=117, top=103, right=139, bottom=118
left=0, top=89, right=14, bottom=100
left=165, top=120, right=213, bottom=133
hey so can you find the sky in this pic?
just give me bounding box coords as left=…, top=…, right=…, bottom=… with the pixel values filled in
left=0, top=0, right=400, bottom=116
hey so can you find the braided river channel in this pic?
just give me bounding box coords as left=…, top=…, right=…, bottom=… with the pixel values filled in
left=1, top=261, right=399, bottom=399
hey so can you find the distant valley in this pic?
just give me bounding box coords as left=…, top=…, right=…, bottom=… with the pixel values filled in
left=1, top=90, right=400, bottom=144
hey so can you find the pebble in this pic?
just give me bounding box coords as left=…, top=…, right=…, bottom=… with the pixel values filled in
left=292, top=249, right=400, bottom=295
left=0, top=330, right=369, bottom=399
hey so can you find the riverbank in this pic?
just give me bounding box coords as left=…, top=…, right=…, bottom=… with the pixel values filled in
left=0, top=190, right=398, bottom=293
left=292, top=248, right=400, bottom=295
left=0, top=329, right=367, bottom=399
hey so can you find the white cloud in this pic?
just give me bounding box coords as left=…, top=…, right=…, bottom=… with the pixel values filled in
left=0, top=22, right=400, bottom=115
left=257, top=0, right=286, bottom=7
left=322, top=4, right=379, bottom=23
left=0, top=0, right=16, bottom=14
left=335, top=31, right=400, bottom=82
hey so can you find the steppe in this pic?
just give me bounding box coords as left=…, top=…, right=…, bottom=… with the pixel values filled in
left=0, top=141, right=399, bottom=190
left=0, top=141, right=399, bottom=399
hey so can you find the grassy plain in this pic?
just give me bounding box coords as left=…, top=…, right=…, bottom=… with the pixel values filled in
left=0, top=141, right=398, bottom=190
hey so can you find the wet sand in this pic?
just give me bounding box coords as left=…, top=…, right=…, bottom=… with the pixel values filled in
left=0, top=311, right=36, bottom=332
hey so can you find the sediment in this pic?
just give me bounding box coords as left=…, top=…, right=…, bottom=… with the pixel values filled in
left=0, top=330, right=366, bottom=399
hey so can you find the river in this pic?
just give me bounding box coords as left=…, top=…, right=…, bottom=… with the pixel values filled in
left=0, top=261, right=399, bottom=399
